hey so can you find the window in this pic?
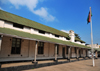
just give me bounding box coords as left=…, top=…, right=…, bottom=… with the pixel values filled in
left=11, top=38, right=21, bottom=54
left=55, top=35, right=59, bottom=38
left=39, top=30, right=45, bottom=34
left=13, top=23, right=24, bottom=29
left=38, top=42, right=44, bottom=54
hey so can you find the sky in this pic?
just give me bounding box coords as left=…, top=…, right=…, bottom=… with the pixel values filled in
left=0, top=0, right=100, bottom=45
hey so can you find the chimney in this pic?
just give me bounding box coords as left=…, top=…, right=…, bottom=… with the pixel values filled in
left=69, top=30, right=75, bottom=42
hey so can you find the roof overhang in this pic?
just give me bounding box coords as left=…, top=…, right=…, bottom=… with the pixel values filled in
left=0, top=28, right=91, bottom=49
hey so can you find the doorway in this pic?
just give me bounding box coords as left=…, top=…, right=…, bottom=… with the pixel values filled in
left=62, top=47, right=65, bottom=58
left=79, top=49, right=81, bottom=57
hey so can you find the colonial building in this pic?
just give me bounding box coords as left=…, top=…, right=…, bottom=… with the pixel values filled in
left=0, top=10, right=98, bottom=64
left=87, top=44, right=99, bottom=49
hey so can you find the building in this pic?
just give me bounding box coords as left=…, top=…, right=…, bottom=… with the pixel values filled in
left=0, top=10, right=98, bottom=64
left=87, top=44, right=99, bottom=49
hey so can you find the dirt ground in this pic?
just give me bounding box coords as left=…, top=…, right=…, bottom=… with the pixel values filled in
left=22, top=58, right=100, bottom=71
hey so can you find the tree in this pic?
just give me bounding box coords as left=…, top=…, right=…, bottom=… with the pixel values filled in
left=75, top=33, right=81, bottom=39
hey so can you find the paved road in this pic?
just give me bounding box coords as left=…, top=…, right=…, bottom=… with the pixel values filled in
left=22, top=59, right=100, bottom=71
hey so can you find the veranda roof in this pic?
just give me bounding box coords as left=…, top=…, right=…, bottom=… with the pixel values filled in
left=0, top=27, right=90, bottom=49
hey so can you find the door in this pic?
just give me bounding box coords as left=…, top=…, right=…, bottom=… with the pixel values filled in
left=79, top=49, right=81, bottom=57
left=86, top=50, right=87, bottom=57
left=62, top=47, right=65, bottom=58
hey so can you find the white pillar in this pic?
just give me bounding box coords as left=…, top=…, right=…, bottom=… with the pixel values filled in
left=68, top=47, right=71, bottom=61
left=83, top=49, right=85, bottom=59
left=0, top=35, right=3, bottom=51
left=34, top=41, right=38, bottom=62
left=77, top=48, right=79, bottom=60
left=86, top=49, right=87, bottom=57
left=83, top=49, right=84, bottom=58
left=55, top=44, right=57, bottom=61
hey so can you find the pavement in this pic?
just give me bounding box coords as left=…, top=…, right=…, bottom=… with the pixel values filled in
left=22, top=58, right=100, bottom=71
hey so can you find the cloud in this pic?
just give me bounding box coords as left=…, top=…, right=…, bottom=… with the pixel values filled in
left=0, top=0, right=55, bottom=21
left=61, top=30, right=69, bottom=33
left=0, top=7, right=3, bottom=10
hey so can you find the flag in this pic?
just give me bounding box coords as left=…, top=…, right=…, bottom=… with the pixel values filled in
left=87, top=10, right=92, bottom=24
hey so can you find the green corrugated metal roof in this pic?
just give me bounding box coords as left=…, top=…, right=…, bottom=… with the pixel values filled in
left=0, top=10, right=69, bottom=39
left=0, top=27, right=90, bottom=49
left=0, top=10, right=85, bottom=43
left=75, top=37, right=85, bottom=43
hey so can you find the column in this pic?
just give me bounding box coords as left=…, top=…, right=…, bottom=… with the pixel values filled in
left=83, top=49, right=84, bottom=59
left=0, top=35, right=3, bottom=51
left=83, top=49, right=85, bottom=59
left=32, top=41, right=38, bottom=64
left=55, top=44, right=58, bottom=62
left=0, top=35, right=3, bottom=68
left=86, top=49, right=88, bottom=57
left=77, top=48, right=79, bottom=61
left=68, top=47, right=71, bottom=62
left=84, top=49, right=86, bottom=59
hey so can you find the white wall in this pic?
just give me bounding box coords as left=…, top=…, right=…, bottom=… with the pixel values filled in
left=45, top=32, right=50, bottom=37
left=74, top=41, right=85, bottom=45
left=81, top=43, right=85, bottom=45
left=0, top=20, right=4, bottom=28
left=75, top=41, right=81, bottom=44
left=87, top=44, right=99, bottom=48
left=23, top=27, right=31, bottom=33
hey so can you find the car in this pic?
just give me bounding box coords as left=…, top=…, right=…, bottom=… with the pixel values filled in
left=88, top=52, right=96, bottom=58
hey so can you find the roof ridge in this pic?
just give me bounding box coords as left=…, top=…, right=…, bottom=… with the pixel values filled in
left=0, top=10, right=48, bottom=27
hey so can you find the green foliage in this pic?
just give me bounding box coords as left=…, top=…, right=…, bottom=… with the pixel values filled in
left=75, top=33, right=80, bottom=39
left=75, top=33, right=85, bottom=43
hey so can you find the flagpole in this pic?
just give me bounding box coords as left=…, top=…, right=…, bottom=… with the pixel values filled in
left=90, top=7, right=95, bottom=67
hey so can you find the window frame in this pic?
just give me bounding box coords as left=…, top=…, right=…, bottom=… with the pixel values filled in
left=38, top=42, right=44, bottom=54
left=11, top=38, right=21, bottom=54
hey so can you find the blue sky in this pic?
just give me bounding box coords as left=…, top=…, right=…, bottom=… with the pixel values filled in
left=0, top=0, right=100, bottom=45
